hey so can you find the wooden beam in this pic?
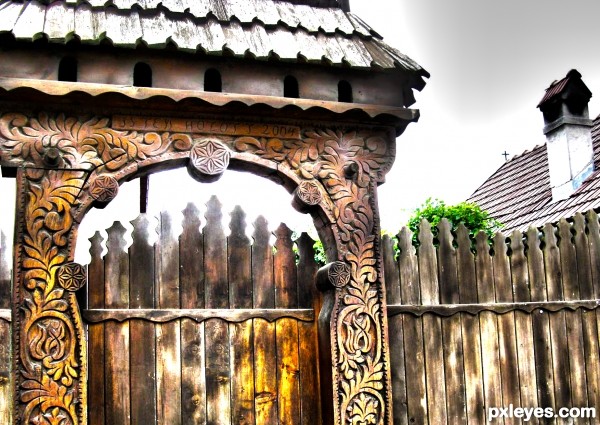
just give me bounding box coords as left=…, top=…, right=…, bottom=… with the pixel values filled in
left=82, top=308, right=314, bottom=323
left=387, top=300, right=600, bottom=317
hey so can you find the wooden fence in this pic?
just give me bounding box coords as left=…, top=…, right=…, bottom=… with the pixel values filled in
left=384, top=211, right=600, bottom=425
left=1, top=206, right=600, bottom=424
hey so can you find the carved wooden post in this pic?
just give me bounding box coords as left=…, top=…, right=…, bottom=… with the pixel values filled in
left=12, top=168, right=88, bottom=425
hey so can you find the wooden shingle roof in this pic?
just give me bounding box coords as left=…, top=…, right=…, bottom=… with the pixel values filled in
left=0, top=0, right=428, bottom=79
left=468, top=116, right=600, bottom=232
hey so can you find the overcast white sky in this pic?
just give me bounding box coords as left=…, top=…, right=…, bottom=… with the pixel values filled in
left=2, top=0, right=600, bottom=262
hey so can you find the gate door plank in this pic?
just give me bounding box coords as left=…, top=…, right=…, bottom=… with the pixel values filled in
left=87, top=232, right=105, bottom=425
left=296, top=233, right=321, bottom=425
left=274, top=224, right=301, bottom=425
left=228, top=206, right=255, bottom=425
left=180, top=203, right=207, bottom=424
left=104, top=222, right=131, bottom=425
left=156, top=211, right=182, bottom=425
left=252, top=216, right=278, bottom=424
left=204, top=196, right=231, bottom=424
left=129, top=215, right=157, bottom=425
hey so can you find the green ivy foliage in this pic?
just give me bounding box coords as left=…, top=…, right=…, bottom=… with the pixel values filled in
left=407, top=198, right=501, bottom=244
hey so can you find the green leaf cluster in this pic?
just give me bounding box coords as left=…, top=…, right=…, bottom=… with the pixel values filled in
left=407, top=198, right=501, bottom=243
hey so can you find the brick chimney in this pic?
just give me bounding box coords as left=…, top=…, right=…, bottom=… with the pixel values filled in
left=538, top=69, right=594, bottom=202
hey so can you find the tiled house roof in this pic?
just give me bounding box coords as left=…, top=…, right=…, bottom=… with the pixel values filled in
left=468, top=116, right=600, bottom=232
left=0, top=0, right=428, bottom=78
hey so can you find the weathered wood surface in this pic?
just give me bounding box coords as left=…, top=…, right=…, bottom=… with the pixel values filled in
left=0, top=231, right=11, bottom=425
left=384, top=211, right=600, bottom=424
left=82, top=202, right=321, bottom=425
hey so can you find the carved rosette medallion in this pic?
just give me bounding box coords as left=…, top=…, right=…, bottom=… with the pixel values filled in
left=57, top=263, right=87, bottom=292
left=297, top=180, right=323, bottom=204
left=328, top=261, right=351, bottom=288
left=89, top=175, right=119, bottom=204
left=188, top=138, right=230, bottom=182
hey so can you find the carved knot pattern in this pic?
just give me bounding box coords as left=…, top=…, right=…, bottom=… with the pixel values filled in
left=56, top=263, right=87, bottom=292
left=329, top=261, right=351, bottom=288
left=189, top=138, right=230, bottom=176
left=296, top=180, right=323, bottom=206
left=89, top=175, right=119, bottom=203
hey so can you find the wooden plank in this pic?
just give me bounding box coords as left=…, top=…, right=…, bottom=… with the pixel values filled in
left=204, top=197, right=231, bottom=424
left=475, top=231, right=502, bottom=424
left=274, top=224, right=301, bottom=425
left=87, top=232, right=105, bottom=425
left=543, top=222, right=572, bottom=410
left=397, top=227, right=427, bottom=424
left=492, top=232, right=520, bottom=424
left=129, top=214, right=157, bottom=425
left=509, top=230, right=538, bottom=423
left=383, top=234, right=408, bottom=425
left=418, top=220, right=447, bottom=424
left=104, top=222, right=131, bottom=425
left=456, top=225, right=484, bottom=425
left=252, top=216, right=278, bottom=424
left=574, top=214, right=600, bottom=415
left=558, top=219, right=588, bottom=417
left=296, top=232, right=321, bottom=425
left=155, top=211, right=182, bottom=425
left=526, top=227, right=555, bottom=413
left=228, top=206, right=255, bottom=425
left=437, top=219, right=466, bottom=424
left=586, top=210, right=600, bottom=298
left=179, top=203, right=207, bottom=425
left=0, top=231, right=11, bottom=425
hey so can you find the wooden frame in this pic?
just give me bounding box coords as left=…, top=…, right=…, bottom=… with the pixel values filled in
left=0, top=90, right=413, bottom=424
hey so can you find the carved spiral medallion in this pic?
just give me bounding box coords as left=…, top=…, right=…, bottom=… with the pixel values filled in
left=56, top=262, right=87, bottom=292
left=296, top=180, right=323, bottom=206
left=189, top=138, right=231, bottom=176
left=89, top=175, right=119, bottom=203
left=328, top=261, right=351, bottom=288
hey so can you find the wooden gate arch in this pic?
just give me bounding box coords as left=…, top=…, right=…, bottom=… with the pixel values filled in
left=0, top=107, right=409, bottom=425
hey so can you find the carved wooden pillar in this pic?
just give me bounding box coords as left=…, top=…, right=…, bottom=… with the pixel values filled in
left=12, top=168, right=88, bottom=425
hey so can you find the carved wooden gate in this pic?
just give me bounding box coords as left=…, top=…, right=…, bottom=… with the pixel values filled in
left=81, top=200, right=322, bottom=424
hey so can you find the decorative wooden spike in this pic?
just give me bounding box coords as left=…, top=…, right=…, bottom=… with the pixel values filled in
left=106, top=221, right=128, bottom=253
left=474, top=231, right=494, bottom=302
left=542, top=222, right=561, bottom=301
left=292, top=180, right=323, bottom=213
left=274, top=223, right=297, bottom=308
left=229, top=205, right=249, bottom=244
left=130, top=214, right=155, bottom=309
left=274, top=222, right=294, bottom=252
left=437, top=218, right=458, bottom=304
left=188, top=138, right=230, bottom=183
left=180, top=202, right=204, bottom=309
left=492, top=231, right=512, bottom=302
left=573, top=213, right=593, bottom=299
left=510, top=229, right=529, bottom=302
left=204, top=196, right=228, bottom=309
left=418, top=219, right=439, bottom=305
left=382, top=235, right=400, bottom=304
left=526, top=227, right=546, bottom=302
left=558, top=218, right=579, bottom=300
left=252, top=215, right=274, bottom=309
left=89, top=231, right=104, bottom=260
left=205, top=196, right=223, bottom=229
left=56, top=262, right=87, bottom=291
left=456, top=223, right=476, bottom=303
left=89, top=174, right=119, bottom=208
left=586, top=209, right=600, bottom=298
left=397, top=227, right=419, bottom=304
left=131, top=214, right=152, bottom=248
left=296, top=232, right=318, bottom=309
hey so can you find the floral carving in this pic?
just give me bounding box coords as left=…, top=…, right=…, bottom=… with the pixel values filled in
left=189, top=138, right=230, bottom=176
left=56, top=263, right=86, bottom=292
left=89, top=175, right=119, bottom=203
